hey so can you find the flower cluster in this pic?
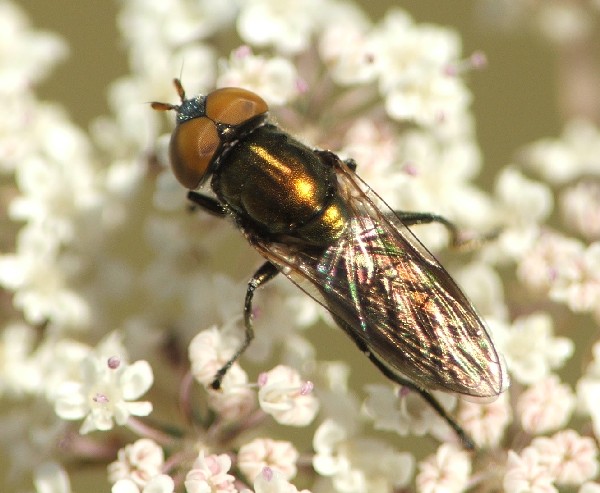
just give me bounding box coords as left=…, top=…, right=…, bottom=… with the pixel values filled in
left=2, top=0, right=600, bottom=492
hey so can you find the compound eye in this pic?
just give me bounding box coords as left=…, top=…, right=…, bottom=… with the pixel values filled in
left=169, top=116, right=220, bottom=189
left=205, top=87, right=268, bottom=125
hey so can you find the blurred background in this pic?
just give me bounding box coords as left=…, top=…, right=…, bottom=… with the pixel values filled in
left=17, top=0, right=567, bottom=185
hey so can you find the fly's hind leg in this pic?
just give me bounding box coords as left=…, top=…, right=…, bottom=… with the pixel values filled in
left=210, top=261, right=279, bottom=390
left=332, top=314, right=475, bottom=449
left=366, top=353, right=476, bottom=450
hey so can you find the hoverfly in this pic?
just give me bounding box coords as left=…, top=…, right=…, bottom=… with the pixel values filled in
left=152, top=80, right=509, bottom=449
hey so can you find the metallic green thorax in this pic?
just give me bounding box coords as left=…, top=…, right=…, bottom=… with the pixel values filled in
left=214, top=124, right=350, bottom=246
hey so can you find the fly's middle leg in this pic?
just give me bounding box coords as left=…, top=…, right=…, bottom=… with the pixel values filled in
left=396, top=211, right=497, bottom=251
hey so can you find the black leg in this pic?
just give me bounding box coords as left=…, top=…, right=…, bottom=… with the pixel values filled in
left=395, top=210, right=498, bottom=250
left=366, top=352, right=475, bottom=450
left=314, top=150, right=357, bottom=172
left=395, top=211, right=462, bottom=247
left=332, top=314, right=475, bottom=449
left=344, top=158, right=357, bottom=171
left=211, top=261, right=280, bottom=390
left=187, top=191, right=228, bottom=217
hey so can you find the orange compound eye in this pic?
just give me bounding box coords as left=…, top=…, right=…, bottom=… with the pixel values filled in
left=205, top=87, right=269, bottom=126
left=169, top=116, right=220, bottom=189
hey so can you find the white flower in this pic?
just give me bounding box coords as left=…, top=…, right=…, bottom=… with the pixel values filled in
left=384, top=73, right=470, bottom=129
left=207, top=365, right=256, bottom=421
left=370, top=9, right=469, bottom=128
left=504, top=448, right=558, bottom=493
left=517, top=375, right=575, bottom=434
left=416, top=443, right=471, bottom=493
left=237, top=0, right=322, bottom=54
left=238, top=439, right=299, bottom=482
left=453, top=261, right=507, bottom=320
left=251, top=467, right=311, bottom=493
left=517, top=231, right=584, bottom=294
left=561, top=181, right=600, bottom=240
left=112, top=475, right=174, bottom=493
left=34, top=462, right=71, bottom=493
left=0, top=322, right=38, bottom=396
left=338, top=118, right=404, bottom=212
left=549, top=243, right=600, bottom=313
left=496, top=167, right=553, bottom=227
left=531, top=431, right=599, bottom=486
left=580, top=483, right=600, bottom=493
left=188, top=324, right=244, bottom=390
left=523, top=119, right=600, bottom=184
left=0, top=225, right=91, bottom=329
left=119, top=0, right=236, bottom=50
left=108, top=439, right=165, bottom=486
left=515, top=234, right=600, bottom=314
left=536, top=3, right=593, bottom=44
left=581, top=341, right=600, bottom=379
left=494, top=312, right=573, bottom=385
left=489, top=167, right=553, bottom=262
left=0, top=402, right=67, bottom=481
left=9, top=121, right=100, bottom=241
left=363, top=383, right=458, bottom=442
left=577, top=350, right=600, bottom=441
left=34, top=335, right=91, bottom=400
left=579, top=381, right=600, bottom=438
left=188, top=325, right=256, bottom=421
left=313, top=419, right=414, bottom=493
left=457, top=392, right=512, bottom=448
left=373, top=9, right=461, bottom=89
left=217, top=46, right=300, bottom=106
left=185, top=451, right=236, bottom=493
left=318, top=5, right=376, bottom=85
left=0, top=2, right=67, bottom=95
left=385, top=130, right=491, bottom=241
left=53, top=334, right=153, bottom=433
left=258, top=365, right=319, bottom=426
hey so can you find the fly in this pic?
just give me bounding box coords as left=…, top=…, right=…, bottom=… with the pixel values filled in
left=152, top=80, right=509, bottom=449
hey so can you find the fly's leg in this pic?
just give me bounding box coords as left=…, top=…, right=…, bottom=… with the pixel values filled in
left=331, top=314, right=475, bottom=449
left=316, top=148, right=493, bottom=249
left=396, top=211, right=461, bottom=246
left=314, top=149, right=357, bottom=171
left=344, top=158, right=357, bottom=171
left=186, top=191, right=280, bottom=390
left=397, top=211, right=497, bottom=251
left=187, top=191, right=228, bottom=217
left=211, top=261, right=279, bottom=390
left=367, top=353, right=476, bottom=450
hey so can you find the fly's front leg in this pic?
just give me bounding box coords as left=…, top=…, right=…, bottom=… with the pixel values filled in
left=211, top=261, right=280, bottom=390
left=187, top=190, right=228, bottom=217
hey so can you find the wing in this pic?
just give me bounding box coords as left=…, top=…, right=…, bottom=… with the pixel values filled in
left=246, top=158, right=508, bottom=399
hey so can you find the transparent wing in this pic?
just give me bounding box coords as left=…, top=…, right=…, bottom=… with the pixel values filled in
left=247, top=158, right=508, bottom=399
